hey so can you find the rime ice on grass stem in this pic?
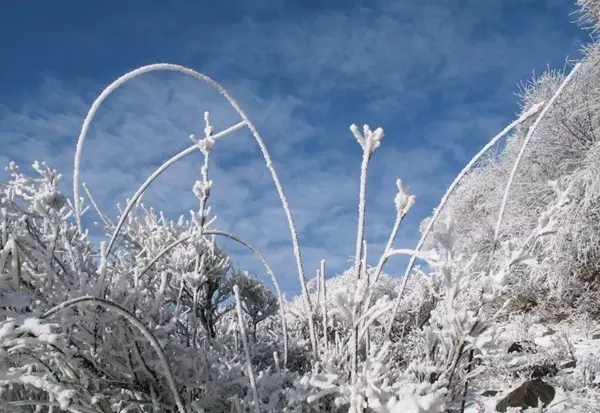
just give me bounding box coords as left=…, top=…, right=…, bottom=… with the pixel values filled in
left=320, top=259, right=328, bottom=350
left=385, top=92, right=555, bottom=334
left=233, top=285, right=261, bottom=413
left=73, top=63, right=314, bottom=355
left=489, top=63, right=581, bottom=272
left=42, top=296, right=188, bottom=413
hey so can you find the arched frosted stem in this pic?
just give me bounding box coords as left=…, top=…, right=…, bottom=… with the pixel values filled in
left=233, top=285, right=262, bottom=413
left=384, top=95, right=552, bottom=337
left=136, top=229, right=289, bottom=367
left=383, top=103, right=556, bottom=336
left=491, top=63, right=580, bottom=262
left=105, top=121, right=245, bottom=256
left=41, top=296, right=187, bottom=413
left=82, top=182, right=113, bottom=227
left=73, top=63, right=245, bottom=231
left=74, top=65, right=313, bottom=354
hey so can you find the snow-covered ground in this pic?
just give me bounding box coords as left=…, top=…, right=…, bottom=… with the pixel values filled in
left=463, top=319, right=600, bottom=412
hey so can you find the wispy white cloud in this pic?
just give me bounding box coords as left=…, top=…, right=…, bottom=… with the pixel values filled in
left=0, top=0, right=587, bottom=295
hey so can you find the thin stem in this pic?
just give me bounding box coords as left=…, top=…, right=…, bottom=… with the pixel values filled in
left=351, top=144, right=372, bottom=413
left=82, top=182, right=113, bottom=227
left=106, top=121, right=245, bottom=256
left=362, top=205, right=408, bottom=316
left=73, top=64, right=313, bottom=356
left=490, top=63, right=580, bottom=268
left=74, top=64, right=245, bottom=232
left=41, top=296, right=188, bottom=413
left=136, top=229, right=289, bottom=368
left=460, top=349, right=475, bottom=413
left=320, top=259, right=328, bottom=351
left=385, top=96, right=552, bottom=337
left=233, top=285, right=261, bottom=413
left=354, top=148, right=371, bottom=278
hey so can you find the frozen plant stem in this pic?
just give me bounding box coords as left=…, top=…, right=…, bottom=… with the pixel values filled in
left=190, top=111, right=214, bottom=232
left=320, top=259, right=328, bottom=351
left=385, top=88, right=560, bottom=335
left=73, top=63, right=315, bottom=355
left=354, top=146, right=370, bottom=279
left=73, top=63, right=244, bottom=233
left=363, top=179, right=414, bottom=315
left=82, top=182, right=112, bottom=227
left=233, top=285, right=261, bottom=413
left=105, top=121, right=245, bottom=256
left=349, top=123, right=383, bottom=412
left=489, top=63, right=581, bottom=269
left=353, top=131, right=371, bottom=404
left=42, top=296, right=187, bottom=413
left=350, top=123, right=383, bottom=282
left=135, top=229, right=289, bottom=368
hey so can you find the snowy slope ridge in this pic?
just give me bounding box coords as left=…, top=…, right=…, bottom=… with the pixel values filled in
left=2, top=3, right=600, bottom=413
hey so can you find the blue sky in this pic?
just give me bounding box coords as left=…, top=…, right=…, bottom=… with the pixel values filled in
left=0, top=0, right=590, bottom=297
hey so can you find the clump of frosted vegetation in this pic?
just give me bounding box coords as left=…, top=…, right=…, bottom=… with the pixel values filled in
left=3, top=5, right=600, bottom=413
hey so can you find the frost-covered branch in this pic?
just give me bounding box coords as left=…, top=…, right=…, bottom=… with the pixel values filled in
left=41, top=296, right=188, bottom=413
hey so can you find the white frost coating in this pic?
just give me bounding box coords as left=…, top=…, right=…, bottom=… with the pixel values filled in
left=82, top=182, right=112, bottom=227
left=351, top=124, right=384, bottom=279
left=1, top=400, right=100, bottom=413
left=73, top=65, right=312, bottom=356
left=348, top=124, right=384, bottom=412
left=355, top=148, right=371, bottom=279
left=403, top=101, right=547, bottom=277
left=320, top=259, right=328, bottom=350
left=0, top=238, right=21, bottom=291
left=97, top=241, right=107, bottom=279
left=74, top=64, right=243, bottom=232
left=363, top=179, right=415, bottom=314
left=105, top=121, right=245, bottom=256
left=385, top=93, right=553, bottom=336
left=135, top=229, right=289, bottom=368
left=233, top=285, right=261, bottom=413
left=41, top=296, right=188, bottom=413
left=492, top=63, right=581, bottom=259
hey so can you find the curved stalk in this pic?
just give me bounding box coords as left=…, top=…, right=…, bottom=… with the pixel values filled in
left=41, top=296, right=187, bottom=413
left=136, top=229, right=289, bottom=367
left=490, top=63, right=580, bottom=267
left=73, top=64, right=313, bottom=353
left=384, top=95, right=552, bottom=337
left=105, top=121, right=245, bottom=256
left=233, top=285, right=261, bottom=413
